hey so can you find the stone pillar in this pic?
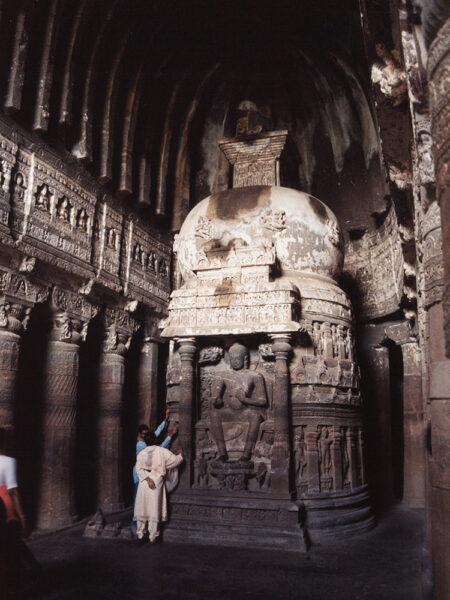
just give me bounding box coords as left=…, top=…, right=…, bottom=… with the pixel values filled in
left=0, top=301, right=25, bottom=428
left=270, top=334, right=292, bottom=494
left=426, top=14, right=450, bottom=598
left=137, top=336, right=160, bottom=429
left=401, top=342, right=426, bottom=507
left=97, top=325, right=127, bottom=513
left=177, top=338, right=196, bottom=488
left=37, top=311, right=80, bottom=529
left=361, top=343, right=394, bottom=505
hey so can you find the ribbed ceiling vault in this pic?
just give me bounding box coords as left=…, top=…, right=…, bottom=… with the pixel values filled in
left=0, top=0, right=384, bottom=233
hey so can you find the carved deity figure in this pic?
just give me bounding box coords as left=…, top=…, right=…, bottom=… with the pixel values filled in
left=1, top=160, right=11, bottom=193
left=209, top=342, right=267, bottom=462
left=76, top=208, right=88, bottom=232
left=148, top=251, right=156, bottom=272
left=133, top=243, right=143, bottom=263
left=56, top=197, right=71, bottom=222
left=159, top=258, right=168, bottom=277
left=106, top=227, right=117, bottom=249
left=318, top=426, right=332, bottom=478
left=13, top=173, right=26, bottom=202
left=36, top=184, right=50, bottom=211
left=294, top=427, right=307, bottom=484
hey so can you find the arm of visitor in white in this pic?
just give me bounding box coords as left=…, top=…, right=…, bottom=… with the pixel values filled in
left=163, top=448, right=183, bottom=493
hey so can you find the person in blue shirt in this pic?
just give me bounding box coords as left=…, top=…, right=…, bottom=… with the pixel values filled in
left=131, top=410, right=178, bottom=525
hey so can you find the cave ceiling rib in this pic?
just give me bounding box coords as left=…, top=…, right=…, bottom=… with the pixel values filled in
left=0, top=0, right=383, bottom=234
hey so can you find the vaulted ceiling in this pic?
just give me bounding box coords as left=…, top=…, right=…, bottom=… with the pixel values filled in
left=0, top=0, right=385, bottom=232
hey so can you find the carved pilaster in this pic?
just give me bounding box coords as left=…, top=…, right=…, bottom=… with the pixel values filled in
left=177, top=337, right=196, bottom=488
left=0, top=300, right=25, bottom=428
left=270, top=334, right=292, bottom=494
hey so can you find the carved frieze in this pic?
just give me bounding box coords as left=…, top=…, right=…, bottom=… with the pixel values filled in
left=0, top=126, right=171, bottom=317
left=124, top=219, right=171, bottom=305
left=344, top=206, right=404, bottom=320
left=163, top=281, right=302, bottom=337
left=0, top=135, right=18, bottom=237
left=51, top=287, right=99, bottom=325
left=422, top=201, right=444, bottom=306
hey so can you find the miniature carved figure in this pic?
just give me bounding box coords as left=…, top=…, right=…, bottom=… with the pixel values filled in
left=294, top=427, right=307, bottom=484
left=106, top=227, right=117, bottom=249
left=76, top=208, right=89, bottom=232
left=318, top=426, right=332, bottom=478
left=417, top=128, right=435, bottom=186
left=199, top=346, right=224, bottom=366
left=35, top=184, right=50, bottom=211
left=133, top=243, right=143, bottom=263
left=56, top=197, right=71, bottom=222
left=1, top=160, right=11, bottom=193
left=209, top=342, right=267, bottom=463
left=147, top=251, right=156, bottom=272
left=13, top=173, right=26, bottom=202
left=159, top=258, right=168, bottom=277
left=260, top=208, right=286, bottom=232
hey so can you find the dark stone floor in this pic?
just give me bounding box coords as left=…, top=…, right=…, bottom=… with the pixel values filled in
left=21, top=505, right=423, bottom=600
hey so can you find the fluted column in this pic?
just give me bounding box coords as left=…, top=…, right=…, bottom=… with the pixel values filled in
left=177, top=337, right=196, bottom=489
left=270, top=334, right=292, bottom=494
left=37, top=311, right=81, bottom=529
left=97, top=325, right=127, bottom=513
left=0, top=301, right=25, bottom=428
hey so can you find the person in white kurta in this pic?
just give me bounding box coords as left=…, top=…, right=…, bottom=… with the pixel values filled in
left=134, top=442, right=183, bottom=542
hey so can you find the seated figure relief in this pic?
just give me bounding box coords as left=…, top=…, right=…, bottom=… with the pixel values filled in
left=209, top=342, right=267, bottom=463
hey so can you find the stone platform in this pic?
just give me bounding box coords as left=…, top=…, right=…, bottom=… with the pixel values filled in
left=163, top=489, right=304, bottom=552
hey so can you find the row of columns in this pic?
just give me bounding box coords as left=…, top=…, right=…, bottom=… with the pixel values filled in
left=0, top=294, right=162, bottom=530
left=176, top=333, right=293, bottom=493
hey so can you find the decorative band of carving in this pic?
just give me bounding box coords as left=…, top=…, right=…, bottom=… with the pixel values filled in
left=44, top=404, right=77, bottom=428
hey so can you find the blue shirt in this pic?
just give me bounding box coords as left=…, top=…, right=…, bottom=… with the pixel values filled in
left=132, top=421, right=171, bottom=483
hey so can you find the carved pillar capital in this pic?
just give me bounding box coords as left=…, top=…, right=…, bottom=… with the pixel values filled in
left=177, top=337, right=197, bottom=362
left=0, top=299, right=26, bottom=428
left=48, top=310, right=79, bottom=344
left=0, top=298, right=27, bottom=335
left=50, top=287, right=99, bottom=344
left=101, top=324, right=129, bottom=356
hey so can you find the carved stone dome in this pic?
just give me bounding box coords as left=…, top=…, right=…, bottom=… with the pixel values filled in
left=175, top=185, right=344, bottom=283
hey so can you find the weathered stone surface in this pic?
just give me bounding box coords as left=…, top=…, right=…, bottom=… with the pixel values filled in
left=163, top=124, right=372, bottom=547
